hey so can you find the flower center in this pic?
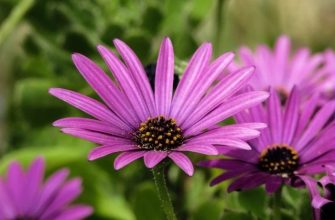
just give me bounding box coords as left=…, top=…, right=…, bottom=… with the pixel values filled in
left=133, top=116, right=184, bottom=151
left=258, top=144, right=299, bottom=177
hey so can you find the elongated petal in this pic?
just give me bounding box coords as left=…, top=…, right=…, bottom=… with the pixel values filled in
left=114, top=151, right=145, bottom=170
left=176, top=52, right=235, bottom=123
left=184, top=91, right=269, bottom=136
left=49, top=88, right=129, bottom=130
left=61, top=128, right=131, bottom=145
left=88, top=145, right=137, bottom=160
left=183, top=67, right=255, bottom=129
left=53, top=117, right=129, bottom=137
left=168, top=152, right=194, bottom=176
left=143, top=151, right=168, bottom=168
left=296, top=100, right=335, bottom=151
left=72, top=53, right=139, bottom=126
left=175, top=144, right=218, bottom=155
left=113, top=39, right=156, bottom=116
left=155, top=37, right=174, bottom=116
left=97, top=45, right=150, bottom=121
left=282, top=87, right=299, bottom=145
left=268, top=88, right=283, bottom=143
left=171, top=43, right=212, bottom=118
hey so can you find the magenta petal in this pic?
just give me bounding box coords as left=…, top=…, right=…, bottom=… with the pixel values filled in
left=88, top=145, right=137, bottom=161
left=40, top=178, right=82, bottom=219
left=23, top=157, right=45, bottom=214
left=265, top=176, right=282, bottom=193
left=49, top=88, right=130, bottom=130
left=268, top=88, right=283, bottom=143
left=114, top=151, right=145, bottom=170
left=6, top=161, right=24, bottom=213
left=168, top=152, right=194, bottom=176
left=171, top=43, right=212, bottom=119
left=184, top=91, right=269, bottom=136
left=176, top=144, right=218, bottom=155
left=154, top=37, right=174, bottom=116
left=143, top=151, right=168, bottom=168
left=71, top=53, right=139, bottom=126
left=0, top=178, right=16, bottom=219
left=61, top=128, right=130, bottom=145
left=53, top=117, right=129, bottom=137
left=113, top=39, right=156, bottom=116
left=282, top=87, right=299, bottom=144
left=97, top=45, right=150, bottom=121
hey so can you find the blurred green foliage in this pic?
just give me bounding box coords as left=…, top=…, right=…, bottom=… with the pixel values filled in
left=0, top=0, right=331, bottom=219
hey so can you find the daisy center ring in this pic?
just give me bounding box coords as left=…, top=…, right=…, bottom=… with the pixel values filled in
left=133, top=116, right=184, bottom=151
left=258, top=144, right=299, bottom=177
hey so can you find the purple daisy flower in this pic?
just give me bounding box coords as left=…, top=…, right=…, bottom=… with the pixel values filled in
left=229, top=35, right=335, bottom=100
left=49, top=37, right=269, bottom=176
left=199, top=87, right=335, bottom=192
left=302, top=166, right=335, bottom=220
left=0, top=157, right=92, bottom=220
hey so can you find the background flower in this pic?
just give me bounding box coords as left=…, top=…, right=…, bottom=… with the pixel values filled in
left=229, top=35, right=335, bottom=101
left=200, top=88, right=335, bottom=193
left=0, top=157, right=92, bottom=220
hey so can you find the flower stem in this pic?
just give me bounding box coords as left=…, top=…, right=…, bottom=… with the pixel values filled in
left=152, top=163, right=177, bottom=220
left=273, top=187, right=282, bottom=220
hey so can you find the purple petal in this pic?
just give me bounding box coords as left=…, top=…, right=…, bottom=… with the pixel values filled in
left=6, top=161, right=24, bottom=213
left=268, top=88, right=283, bottom=143
left=171, top=43, right=212, bottom=119
left=183, top=66, right=254, bottom=129
left=113, top=39, right=156, bottom=116
left=295, top=100, right=335, bottom=151
left=49, top=88, right=130, bottom=130
left=0, top=178, right=16, bottom=219
left=175, top=144, right=218, bottom=155
left=281, top=87, right=300, bottom=144
left=61, top=128, right=131, bottom=145
left=216, top=148, right=258, bottom=162
left=114, top=151, right=145, bottom=170
left=143, top=151, right=168, bottom=168
left=34, top=169, right=69, bottom=215
left=53, top=205, right=93, bottom=220
left=198, top=159, right=255, bottom=170
left=40, top=178, right=82, bottom=219
left=155, top=37, right=174, bottom=116
left=189, top=138, right=251, bottom=150
left=184, top=91, right=269, bottom=136
left=23, top=157, right=45, bottom=215
left=88, top=145, right=137, bottom=161
left=97, top=45, right=150, bottom=121
left=265, top=176, right=282, bottom=193
left=228, top=172, right=268, bottom=192
left=53, top=117, right=129, bottom=137
left=168, top=152, right=194, bottom=176
left=299, top=175, right=331, bottom=209
left=176, top=52, right=234, bottom=123
left=72, top=53, right=139, bottom=126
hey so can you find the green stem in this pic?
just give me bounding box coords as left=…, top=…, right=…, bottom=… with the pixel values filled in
left=272, top=187, right=282, bottom=220
left=0, top=0, right=35, bottom=47
left=214, top=0, right=225, bottom=56
left=152, top=163, right=177, bottom=220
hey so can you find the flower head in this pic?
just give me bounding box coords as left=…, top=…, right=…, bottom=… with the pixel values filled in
left=49, top=37, right=269, bottom=176
left=229, top=35, right=335, bottom=101
left=200, top=88, right=335, bottom=192
left=0, top=157, right=92, bottom=220
left=301, top=166, right=335, bottom=220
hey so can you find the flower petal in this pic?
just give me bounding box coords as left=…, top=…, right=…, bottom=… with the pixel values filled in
left=88, top=145, right=137, bottom=161
left=154, top=37, right=174, bottom=116
left=143, top=151, right=168, bottom=168
left=114, top=151, right=145, bottom=170
left=168, top=152, right=194, bottom=176
left=176, top=144, right=218, bottom=155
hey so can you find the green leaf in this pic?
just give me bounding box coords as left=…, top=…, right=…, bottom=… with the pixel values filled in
left=192, top=200, right=223, bottom=220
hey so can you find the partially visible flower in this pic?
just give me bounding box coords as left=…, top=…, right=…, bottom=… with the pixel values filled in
left=301, top=166, right=335, bottom=220
left=199, top=88, right=335, bottom=193
left=229, top=35, right=335, bottom=101
left=49, top=37, right=269, bottom=176
left=0, top=157, right=92, bottom=220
